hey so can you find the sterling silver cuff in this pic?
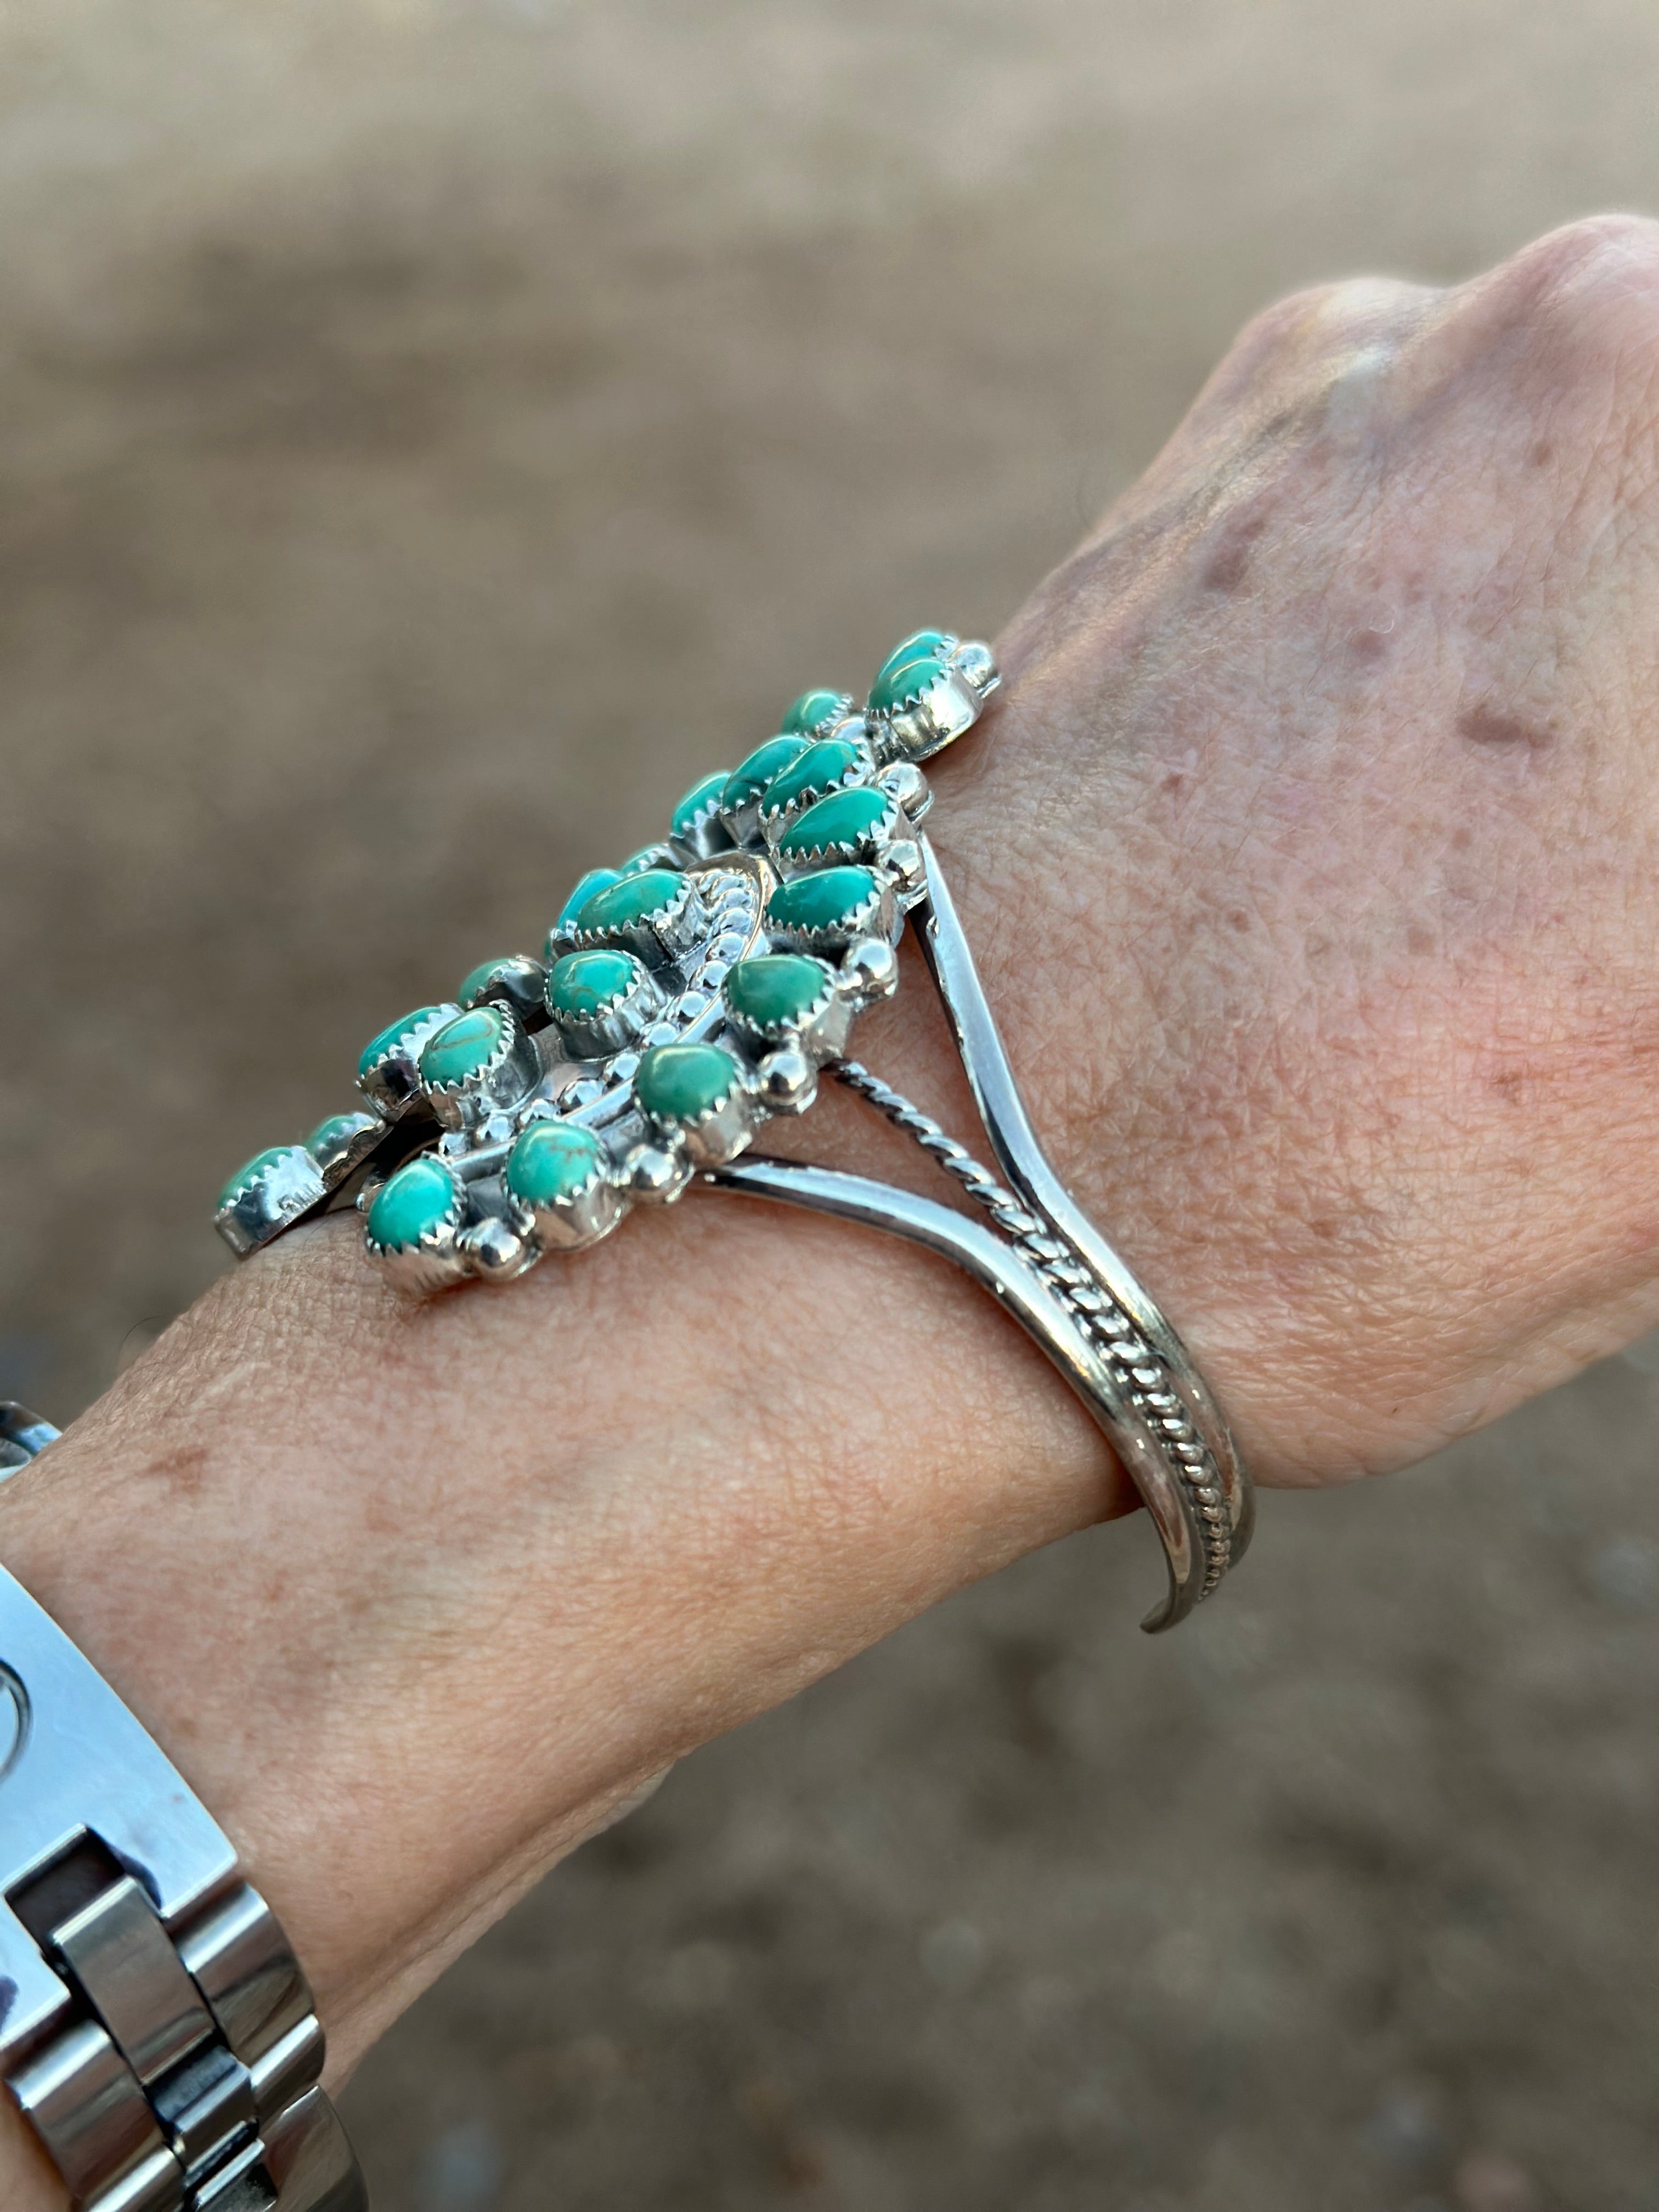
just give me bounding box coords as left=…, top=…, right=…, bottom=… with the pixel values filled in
left=215, top=630, right=1251, bottom=1630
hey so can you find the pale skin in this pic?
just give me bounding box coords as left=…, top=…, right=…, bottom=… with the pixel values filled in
left=4, top=213, right=1659, bottom=2202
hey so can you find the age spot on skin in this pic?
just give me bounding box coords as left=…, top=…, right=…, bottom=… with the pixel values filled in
left=1458, top=705, right=1555, bottom=752
left=1200, top=505, right=1271, bottom=595
left=145, top=1442, right=211, bottom=1498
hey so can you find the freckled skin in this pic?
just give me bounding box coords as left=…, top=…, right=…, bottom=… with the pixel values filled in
left=977, top=215, right=1659, bottom=1480
left=9, top=218, right=1659, bottom=2208
left=1458, top=705, right=1555, bottom=749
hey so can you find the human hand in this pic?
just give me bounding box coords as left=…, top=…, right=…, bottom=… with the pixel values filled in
left=947, top=211, right=1659, bottom=1486
left=5, top=215, right=1659, bottom=2206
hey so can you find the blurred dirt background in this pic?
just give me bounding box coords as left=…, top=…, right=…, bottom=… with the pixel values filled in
left=4, top=2, right=1659, bottom=2206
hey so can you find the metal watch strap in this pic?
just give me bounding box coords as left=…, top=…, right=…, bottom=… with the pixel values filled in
left=0, top=1525, right=366, bottom=2211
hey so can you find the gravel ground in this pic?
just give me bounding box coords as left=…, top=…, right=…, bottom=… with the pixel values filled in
left=3, top=3, right=1659, bottom=2205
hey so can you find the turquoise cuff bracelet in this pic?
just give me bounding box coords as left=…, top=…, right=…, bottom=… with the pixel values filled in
left=215, top=630, right=1251, bottom=1629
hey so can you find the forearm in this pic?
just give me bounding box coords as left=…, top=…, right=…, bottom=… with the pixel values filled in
left=0, top=1131, right=1123, bottom=2082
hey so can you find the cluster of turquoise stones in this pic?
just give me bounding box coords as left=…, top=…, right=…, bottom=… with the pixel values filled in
left=215, top=629, right=998, bottom=1285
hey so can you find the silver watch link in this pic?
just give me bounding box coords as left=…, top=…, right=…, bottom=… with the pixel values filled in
left=0, top=1409, right=365, bottom=2211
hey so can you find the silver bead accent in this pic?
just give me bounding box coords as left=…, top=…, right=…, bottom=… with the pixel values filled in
left=951, top=639, right=1000, bottom=696
left=456, top=1214, right=536, bottom=1281
left=625, top=1144, right=693, bottom=1204
left=841, top=937, right=899, bottom=1003
left=757, top=1048, right=817, bottom=1114
left=883, top=840, right=927, bottom=903
left=876, top=760, right=932, bottom=823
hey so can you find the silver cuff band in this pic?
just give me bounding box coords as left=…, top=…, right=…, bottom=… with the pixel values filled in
left=0, top=1485, right=365, bottom=2212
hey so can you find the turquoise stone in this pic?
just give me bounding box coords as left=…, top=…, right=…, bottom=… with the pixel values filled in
left=782, top=687, right=850, bottom=738
left=459, top=957, right=517, bottom=1008
left=671, top=771, right=730, bottom=840
left=876, top=629, right=949, bottom=682
left=577, top=868, right=684, bottom=935
left=358, top=1005, right=447, bottom=1082
left=764, top=865, right=882, bottom=937
left=721, top=734, right=810, bottom=814
left=724, top=954, right=831, bottom=1034
left=635, top=1042, right=740, bottom=1124
left=869, top=646, right=949, bottom=718
left=776, top=785, right=891, bottom=861
left=556, top=868, right=619, bottom=934
left=546, top=949, right=642, bottom=1022
left=419, top=1005, right=506, bottom=1091
left=367, top=1157, right=461, bottom=1250
left=305, top=1114, right=369, bottom=1161
left=760, top=737, right=862, bottom=818
left=506, top=1121, right=607, bottom=1207
left=217, top=1146, right=301, bottom=1214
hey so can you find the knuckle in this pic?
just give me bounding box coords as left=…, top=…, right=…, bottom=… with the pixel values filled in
left=1188, top=278, right=1434, bottom=448
left=1462, top=214, right=1659, bottom=346
left=1503, top=211, right=1659, bottom=296
left=1226, top=276, right=1429, bottom=377
left=1440, top=216, right=1659, bottom=485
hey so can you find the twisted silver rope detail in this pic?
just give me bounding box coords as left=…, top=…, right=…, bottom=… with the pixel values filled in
left=830, top=1060, right=1041, bottom=1239
left=831, top=1059, right=1231, bottom=1590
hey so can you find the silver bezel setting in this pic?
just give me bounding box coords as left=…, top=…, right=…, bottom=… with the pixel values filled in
left=670, top=788, right=737, bottom=864
left=615, top=841, right=681, bottom=877
left=307, top=1111, right=383, bottom=1185
left=636, top=1059, right=756, bottom=1170
left=765, top=871, right=898, bottom=953
left=215, top=1146, right=328, bottom=1259
left=362, top=1159, right=469, bottom=1296
left=546, top=955, right=667, bottom=1059
left=871, top=636, right=1003, bottom=763
left=460, top=953, right=551, bottom=1024
left=511, top=1138, right=624, bottom=1251
left=568, top=871, right=711, bottom=968
left=755, top=736, right=876, bottom=840
left=770, top=789, right=904, bottom=872
left=421, top=1003, right=544, bottom=1135
left=358, top=1003, right=462, bottom=1116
